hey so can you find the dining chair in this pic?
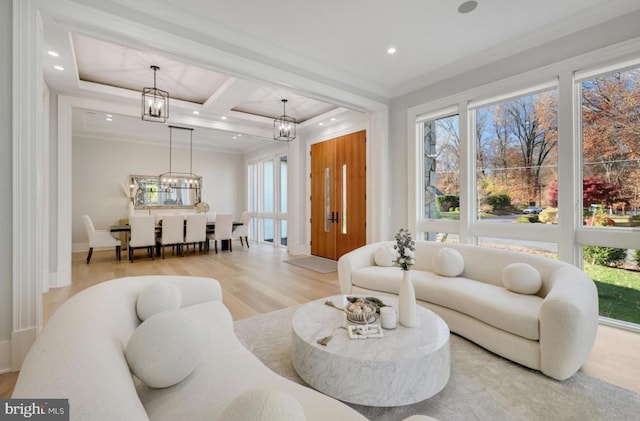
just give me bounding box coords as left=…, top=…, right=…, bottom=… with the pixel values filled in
left=208, top=213, right=233, bottom=253
left=128, top=215, right=156, bottom=262
left=184, top=214, right=208, bottom=255
left=232, top=211, right=250, bottom=248
left=206, top=211, right=217, bottom=222
left=157, top=215, right=184, bottom=259
left=82, top=214, right=121, bottom=264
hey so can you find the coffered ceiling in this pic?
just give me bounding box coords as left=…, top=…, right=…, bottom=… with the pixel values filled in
left=40, top=0, right=640, bottom=153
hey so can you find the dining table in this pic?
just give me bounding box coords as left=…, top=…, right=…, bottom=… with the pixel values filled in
left=110, top=220, right=243, bottom=252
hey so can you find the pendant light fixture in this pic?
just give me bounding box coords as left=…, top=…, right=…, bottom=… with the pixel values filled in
left=159, top=125, right=201, bottom=195
left=142, top=65, right=169, bottom=122
left=273, top=98, right=296, bottom=141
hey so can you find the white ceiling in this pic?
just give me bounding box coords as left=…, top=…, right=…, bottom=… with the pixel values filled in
left=41, top=0, right=640, bottom=153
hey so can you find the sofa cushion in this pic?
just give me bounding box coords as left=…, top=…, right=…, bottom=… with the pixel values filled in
left=352, top=266, right=403, bottom=294
left=136, top=282, right=182, bottom=321
left=432, top=248, right=464, bottom=277
left=218, top=387, right=308, bottom=421
left=125, top=309, right=206, bottom=388
left=502, top=263, right=542, bottom=295
left=374, top=245, right=396, bottom=267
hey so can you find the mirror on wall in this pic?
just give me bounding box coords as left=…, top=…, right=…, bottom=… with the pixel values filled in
left=130, top=175, right=202, bottom=208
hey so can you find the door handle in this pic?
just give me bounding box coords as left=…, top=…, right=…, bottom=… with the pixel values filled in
left=335, top=211, right=339, bottom=224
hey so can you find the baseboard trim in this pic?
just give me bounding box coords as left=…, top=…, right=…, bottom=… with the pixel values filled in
left=50, top=265, right=71, bottom=289
left=11, top=328, right=37, bottom=370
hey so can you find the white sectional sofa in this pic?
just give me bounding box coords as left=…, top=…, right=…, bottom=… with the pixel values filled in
left=12, top=276, right=367, bottom=421
left=338, top=241, right=599, bottom=381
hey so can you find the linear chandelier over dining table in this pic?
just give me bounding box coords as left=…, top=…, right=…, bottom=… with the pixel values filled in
left=159, top=125, right=201, bottom=191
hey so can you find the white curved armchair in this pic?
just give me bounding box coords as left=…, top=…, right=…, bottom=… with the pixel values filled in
left=82, top=214, right=121, bottom=264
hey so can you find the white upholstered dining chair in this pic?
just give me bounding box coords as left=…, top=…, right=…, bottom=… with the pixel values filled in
left=208, top=213, right=233, bottom=253
left=82, top=214, right=121, bottom=264
left=232, top=211, right=250, bottom=248
left=128, top=215, right=156, bottom=262
left=157, top=215, right=184, bottom=259
left=184, top=214, right=208, bottom=255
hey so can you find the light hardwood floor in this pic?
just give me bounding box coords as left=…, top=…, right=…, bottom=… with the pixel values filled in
left=2, top=243, right=639, bottom=398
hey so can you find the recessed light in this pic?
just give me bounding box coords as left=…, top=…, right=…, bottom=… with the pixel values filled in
left=221, top=116, right=227, bottom=120
left=387, top=47, right=397, bottom=54
left=106, top=114, right=113, bottom=118
left=330, top=118, right=336, bottom=121
left=106, top=118, right=112, bottom=122
left=47, top=50, right=59, bottom=57
left=193, top=111, right=200, bottom=115
left=318, top=122, right=324, bottom=126
left=458, top=1, right=478, bottom=14
left=237, top=134, right=242, bottom=137
left=53, top=65, right=64, bottom=71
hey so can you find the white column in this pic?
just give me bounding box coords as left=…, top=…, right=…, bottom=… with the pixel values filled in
left=368, top=110, right=389, bottom=242
left=55, top=96, right=73, bottom=287
left=12, top=0, right=44, bottom=368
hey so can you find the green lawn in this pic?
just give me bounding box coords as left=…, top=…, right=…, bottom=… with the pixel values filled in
left=584, top=263, right=640, bottom=324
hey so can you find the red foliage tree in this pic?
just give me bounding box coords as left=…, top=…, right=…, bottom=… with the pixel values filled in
left=547, top=177, right=621, bottom=209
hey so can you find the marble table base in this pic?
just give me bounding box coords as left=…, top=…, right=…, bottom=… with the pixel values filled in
left=291, top=296, right=450, bottom=407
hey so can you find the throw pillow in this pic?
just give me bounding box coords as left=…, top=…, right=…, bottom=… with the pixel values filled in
left=218, top=387, right=307, bottom=421
left=136, top=282, right=182, bottom=321
left=432, top=248, right=465, bottom=277
left=374, top=245, right=396, bottom=267
left=125, top=310, right=205, bottom=388
left=502, top=263, right=542, bottom=295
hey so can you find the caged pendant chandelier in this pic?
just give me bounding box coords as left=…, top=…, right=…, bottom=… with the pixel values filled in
left=273, top=98, right=296, bottom=142
left=141, top=65, right=169, bottom=123
left=159, top=125, right=201, bottom=196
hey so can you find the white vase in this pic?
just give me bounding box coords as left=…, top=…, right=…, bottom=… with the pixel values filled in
left=398, top=269, right=417, bottom=327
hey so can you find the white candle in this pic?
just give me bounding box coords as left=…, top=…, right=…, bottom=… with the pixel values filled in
left=380, top=306, right=397, bottom=329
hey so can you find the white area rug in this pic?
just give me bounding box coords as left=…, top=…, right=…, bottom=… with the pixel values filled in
left=284, top=256, right=337, bottom=273
left=235, top=306, right=640, bottom=421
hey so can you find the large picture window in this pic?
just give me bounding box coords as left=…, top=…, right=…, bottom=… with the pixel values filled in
left=411, top=59, right=640, bottom=328
left=578, top=66, right=640, bottom=325
left=474, top=88, right=558, bottom=223
left=580, top=67, right=640, bottom=226
left=418, top=110, right=460, bottom=241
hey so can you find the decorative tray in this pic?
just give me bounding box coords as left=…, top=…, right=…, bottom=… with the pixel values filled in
left=347, top=324, right=384, bottom=339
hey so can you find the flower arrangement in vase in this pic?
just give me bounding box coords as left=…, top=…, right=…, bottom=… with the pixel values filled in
left=394, top=229, right=417, bottom=327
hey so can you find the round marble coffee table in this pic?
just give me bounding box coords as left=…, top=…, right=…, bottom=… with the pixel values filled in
left=291, top=295, right=450, bottom=407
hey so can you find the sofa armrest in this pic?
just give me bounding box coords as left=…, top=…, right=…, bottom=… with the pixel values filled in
left=539, top=265, right=599, bottom=380
left=338, top=242, right=390, bottom=294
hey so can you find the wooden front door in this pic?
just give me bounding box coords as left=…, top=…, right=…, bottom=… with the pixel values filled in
left=311, top=130, right=366, bottom=260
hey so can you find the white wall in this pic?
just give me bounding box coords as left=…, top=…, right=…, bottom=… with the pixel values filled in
left=0, top=0, right=12, bottom=365
left=72, top=135, right=245, bottom=251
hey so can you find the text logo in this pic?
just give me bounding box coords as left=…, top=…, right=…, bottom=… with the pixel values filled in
left=0, top=400, right=68, bottom=421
